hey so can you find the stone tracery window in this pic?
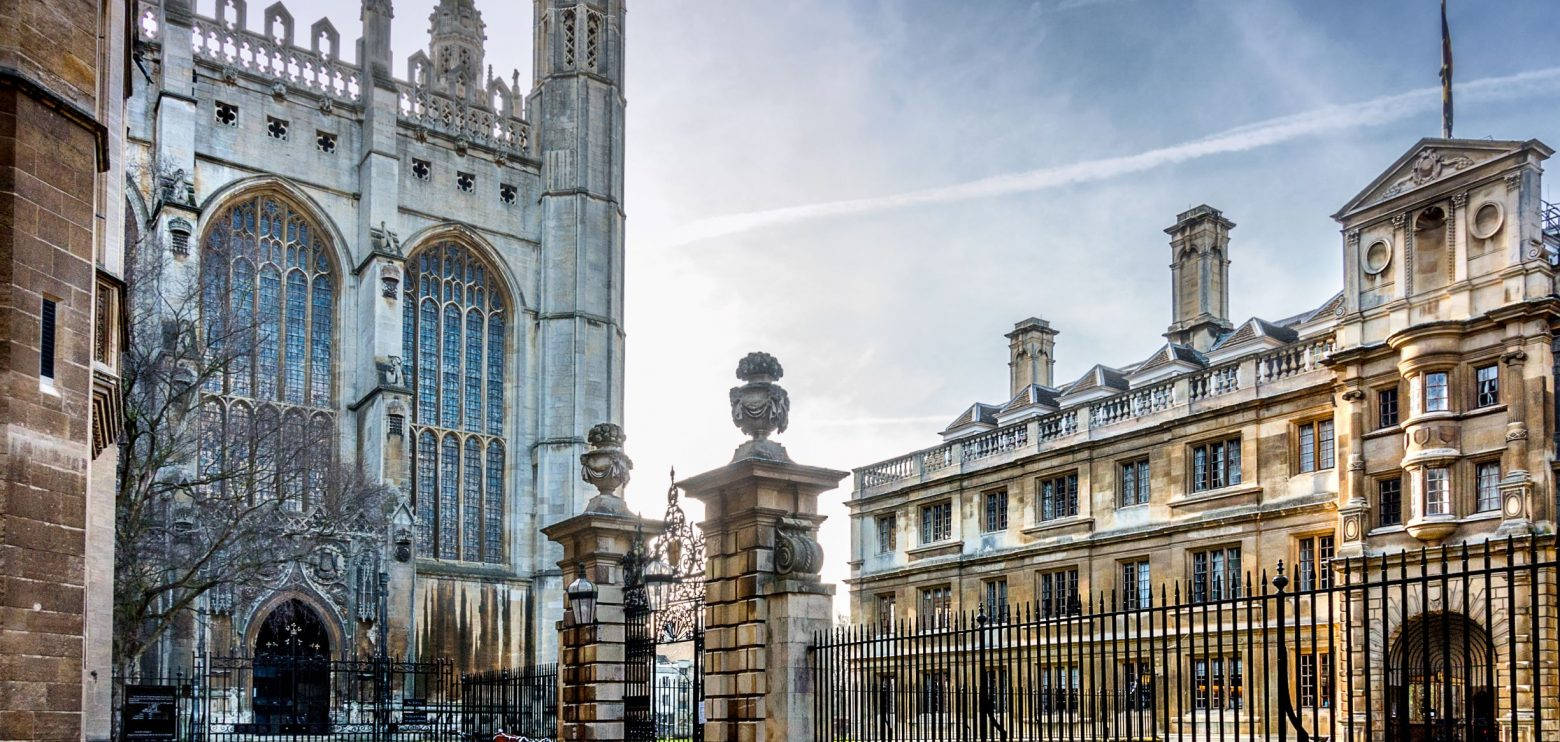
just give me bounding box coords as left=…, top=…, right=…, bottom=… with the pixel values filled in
left=404, top=241, right=508, bottom=563
left=199, top=192, right=337, bottom=509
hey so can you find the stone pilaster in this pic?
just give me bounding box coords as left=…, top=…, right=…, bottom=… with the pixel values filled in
left=1497, top=344, right=1535, bottom=534
left=1337, top=386, right=1369, bottom=557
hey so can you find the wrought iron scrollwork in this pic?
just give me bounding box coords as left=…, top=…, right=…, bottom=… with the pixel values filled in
left=650, top=469, right=706, bottom=642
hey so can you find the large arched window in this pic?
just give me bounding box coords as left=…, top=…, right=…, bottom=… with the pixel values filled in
left=403, top=241, right=507, bottom=563
left=199, top=193, right=337, bottom=510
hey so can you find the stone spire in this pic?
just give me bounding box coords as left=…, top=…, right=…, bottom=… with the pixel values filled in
left=428, top=0, right=486, bottom=93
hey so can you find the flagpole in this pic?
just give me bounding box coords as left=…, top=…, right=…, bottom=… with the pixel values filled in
left=1441, top=0, right=1454, bottom=138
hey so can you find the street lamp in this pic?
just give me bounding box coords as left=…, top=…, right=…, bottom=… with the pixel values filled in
left=565, top=564, right=598, bottom=626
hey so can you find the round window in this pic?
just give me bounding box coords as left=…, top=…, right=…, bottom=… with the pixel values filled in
left=1470, top=201, right=1504, bottom=239
left=1363, top=239, right=1392, bottom=275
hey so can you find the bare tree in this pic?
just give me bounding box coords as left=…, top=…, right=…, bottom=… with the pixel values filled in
left=113, top=212, right=391, bottom=675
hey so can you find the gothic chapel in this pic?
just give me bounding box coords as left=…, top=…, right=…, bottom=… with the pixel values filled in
left=126, top=0, right=626, bottom=672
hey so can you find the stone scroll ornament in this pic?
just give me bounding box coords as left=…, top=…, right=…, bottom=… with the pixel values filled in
left=775, top=520, right=824, bottom=577
left=580, top=422, right=633, bottom=515
left=729, top=352, right=792, bottom=462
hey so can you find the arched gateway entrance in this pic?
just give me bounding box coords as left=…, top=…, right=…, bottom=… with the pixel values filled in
left=1387, top=612, right=1497, bottom=742
left=252, top=599, right=332, bottom=733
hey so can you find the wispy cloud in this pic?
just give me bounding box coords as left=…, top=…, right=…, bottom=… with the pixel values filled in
left=667, top=66, right=1560, bottom=248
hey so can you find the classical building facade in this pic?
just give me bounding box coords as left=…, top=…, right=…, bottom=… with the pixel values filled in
left=126, top=0, right=624, bottom=673
left=0, top=0, right=129, bottom=739
left=847, top=138, right=1560, bottom=731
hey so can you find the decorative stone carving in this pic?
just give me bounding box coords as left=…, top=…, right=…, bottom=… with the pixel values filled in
left=1340, top=389, right=1366, bottom=402
left=1378, top=149, right=1475, bottom=202
left=354, top=556, right=379, bottom=622
left=271, top=82, right=287, bottom=100
left=167, top=217, right=194, bottom=256
left=393, top=528, right=413, bottom=563
left=310, top=546, right=345, bottom=584
left=729, top=352, right=791, bottom=462
left=380, top=264, right=401, bottom=298
left=319, top=96, right=333, bottom=114
left=774, top=521, right=823, bottom=577
left=158, top=169, right=194, bottom=208
left=369, top=221, right=402, bottom=257
left=580, top=422, right=633, bottom=514
left=376, top=356, right=404, bottom=389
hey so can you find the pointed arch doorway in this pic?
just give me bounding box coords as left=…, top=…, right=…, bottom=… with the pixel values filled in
left=252, top=598, right=332, bottom=733
left=1386, top=612, right=1497, bottom=742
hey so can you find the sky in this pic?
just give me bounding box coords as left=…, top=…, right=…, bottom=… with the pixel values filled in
left=207, top=0, right=1560, bottom=616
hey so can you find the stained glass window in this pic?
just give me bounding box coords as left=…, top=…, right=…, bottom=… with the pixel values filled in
left=487, top=314, right=504, bottom=436
left=485, top=441, right=503, bottom=562
left=309, top=276, right=332, bottom=406
left=463, top=438, right=482, bottom=561
left=404, top=241, right=509, bottom=563
left=464, top=310, right=483, bottom=431
left=416, top=430, right=437, bottom=553
left=439, top=435, right=459, bottom=560
left=198, top=192, right=337, bottom=511
left=441, top=304, right=461, bottom=428
left=284, top=270, right=307, bottom=403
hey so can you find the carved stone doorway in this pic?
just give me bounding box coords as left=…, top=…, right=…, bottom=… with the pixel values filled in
left=252, top=598, right=332, bottom=733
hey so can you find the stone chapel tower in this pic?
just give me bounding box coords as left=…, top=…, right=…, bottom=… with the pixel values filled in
left=527, top=0, right=629, bottom=637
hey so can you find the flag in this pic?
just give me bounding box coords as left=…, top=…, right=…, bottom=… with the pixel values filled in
left=1441, top=0, right=1454, bottom=138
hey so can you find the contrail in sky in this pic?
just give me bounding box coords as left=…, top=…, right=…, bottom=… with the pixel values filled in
left=669, top=67, right=1560, bottom=247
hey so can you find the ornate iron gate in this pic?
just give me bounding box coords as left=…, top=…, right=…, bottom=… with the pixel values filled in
left=625, top=473, right=707, bottom=742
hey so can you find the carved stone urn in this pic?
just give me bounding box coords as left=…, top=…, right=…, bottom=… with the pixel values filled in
left=580, top=422, right=633, bottom=515
left=729, top=352, right=791, bottom=462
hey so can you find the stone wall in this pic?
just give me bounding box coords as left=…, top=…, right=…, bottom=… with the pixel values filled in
left=0, top=0, right=122, bottom=738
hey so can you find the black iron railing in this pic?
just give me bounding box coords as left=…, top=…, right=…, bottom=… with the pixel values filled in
left=114, top=656, right=557, bottom=741
left=812, top=534, right=1558, bottom=742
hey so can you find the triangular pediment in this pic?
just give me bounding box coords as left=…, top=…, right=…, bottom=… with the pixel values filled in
left=1336, top=138, right=1546, bottom=219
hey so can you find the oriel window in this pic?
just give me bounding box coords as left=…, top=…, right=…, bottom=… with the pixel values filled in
left=1424, top=466, right=1451, bottom=516
left=1424, top=371, right=1449, bottom=412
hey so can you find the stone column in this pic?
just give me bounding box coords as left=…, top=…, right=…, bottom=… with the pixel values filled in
left=541, top=422, right=652, bottom=742
left=681, top=353, right=848, bottom=742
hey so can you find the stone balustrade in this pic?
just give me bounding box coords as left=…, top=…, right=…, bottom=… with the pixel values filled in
left=853, top=335, right=1335, bottom=494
